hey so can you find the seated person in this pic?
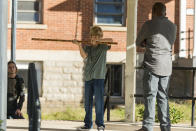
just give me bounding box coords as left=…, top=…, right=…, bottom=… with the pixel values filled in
left=7, top=61, right=25, bottom=119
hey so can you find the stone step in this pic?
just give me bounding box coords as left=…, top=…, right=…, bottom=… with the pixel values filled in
left=5, top=119, right=196, bottom=131
left=6, top=119, right=119, bottom=131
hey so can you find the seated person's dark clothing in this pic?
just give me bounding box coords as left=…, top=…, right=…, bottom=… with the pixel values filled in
left=7, top=75, right=25, bottom=119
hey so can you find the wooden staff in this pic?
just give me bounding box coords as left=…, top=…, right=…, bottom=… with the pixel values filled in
left=32, top=38, right=118, bottom=45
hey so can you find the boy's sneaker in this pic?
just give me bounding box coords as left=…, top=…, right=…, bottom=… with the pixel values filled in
left=78, top=125, right=92, bottom=131
left=135, top=128, right=146, bottom=131
left=97, top=126, right=105, bottom=131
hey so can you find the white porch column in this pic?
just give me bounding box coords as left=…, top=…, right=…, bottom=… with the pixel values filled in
left=125, top=0, right=138, bottom=122
left=193, top=0, right=196, bottom=56
left=0, top=0, right=8, bottom=130
left=179, top=0, right=187, bottom=57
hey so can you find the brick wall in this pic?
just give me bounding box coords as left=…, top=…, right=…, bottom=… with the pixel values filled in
left=7, top=0, right=127, bottom=51
left=7, top=0, right=194, bottom=54
left=137, top=0, right=179, bottom=52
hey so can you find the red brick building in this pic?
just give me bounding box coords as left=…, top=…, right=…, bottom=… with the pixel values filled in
left=7, top=0, right=195, bottom=112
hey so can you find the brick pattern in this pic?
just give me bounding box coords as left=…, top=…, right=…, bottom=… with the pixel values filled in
left=7, top=0, right=126, bottom=51
left=7, top=0, right=195, bottom=55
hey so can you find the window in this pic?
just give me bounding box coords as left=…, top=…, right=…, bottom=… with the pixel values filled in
left=17, top=0, right=42, bottom=23
left=105, top=64, right=125, bottom=96
left=94, top=0, right=125, bottom=26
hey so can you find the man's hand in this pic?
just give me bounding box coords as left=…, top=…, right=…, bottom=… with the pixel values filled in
left=141, top=39, right=147, bottom=47
left=15, top=109, right=22, bottom=116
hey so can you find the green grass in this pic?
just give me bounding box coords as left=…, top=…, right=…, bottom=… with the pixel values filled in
left=42, top=107, right=85, bottom=121
left=105, top=106, right=125, bottom=121
left=41, top=106, right=125, bottom=121
left=23, top=101, right=196, bottom=124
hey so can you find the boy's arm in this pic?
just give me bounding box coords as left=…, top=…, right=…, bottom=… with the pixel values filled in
left=73, top=40, right=88, bottom=59
left=79, top=43, right=88, bottom=59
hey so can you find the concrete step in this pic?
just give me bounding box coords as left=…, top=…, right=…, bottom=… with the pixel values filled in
left=7, top=119, right=118, bottom=131
left=6, top=119, right=196, bottom=131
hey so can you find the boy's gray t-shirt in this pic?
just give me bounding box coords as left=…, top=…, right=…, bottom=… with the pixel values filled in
left=83, top=44, right=110, bottom=81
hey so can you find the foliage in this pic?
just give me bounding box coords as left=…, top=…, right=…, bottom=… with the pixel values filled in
left=0, top=120, right=4, bottom=131
left=169, top=105, right=184, bottom=124
left=135, top=102, right=184, bottom=124
left=34, top=101, right=193, bottom=124
left=135, top=104, right=144, bottom=122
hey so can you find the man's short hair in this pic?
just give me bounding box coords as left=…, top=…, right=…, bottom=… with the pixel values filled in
left=152, top=2, right=166, bottom=16
left=90, top=26, right=103, bottom=37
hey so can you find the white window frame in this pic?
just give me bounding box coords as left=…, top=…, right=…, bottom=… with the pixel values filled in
left=11, top=0, right=43, bottom=24
left=94, top=0, right=125, bottom=26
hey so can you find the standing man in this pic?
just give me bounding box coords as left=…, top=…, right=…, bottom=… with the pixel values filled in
left=136, top=2, right=177, bottom=131
left=74, top=26, right=112, bottom=131
left=7, top=61, right=25, bottom=119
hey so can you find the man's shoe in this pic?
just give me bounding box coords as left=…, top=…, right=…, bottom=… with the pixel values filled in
left=78, top=125, right=92, bottom=131
left=97, top=126, right=105, bottom=131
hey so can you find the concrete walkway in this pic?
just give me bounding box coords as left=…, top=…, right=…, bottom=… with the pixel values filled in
left=6, top=119, right=196, bottom=131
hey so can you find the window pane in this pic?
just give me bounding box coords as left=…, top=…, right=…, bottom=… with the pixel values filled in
left=18, top=12, right=39, bottom=22
left=97, top=15, right=122, bottom=24
left=97, top=0, right=122, bottom=2
left=97, top=4, right=122, bottom=14
left=112, top=65, right=122, bottom=96
left=18, top=1, right=39, bottom=11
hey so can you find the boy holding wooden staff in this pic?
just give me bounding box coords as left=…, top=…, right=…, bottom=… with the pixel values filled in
left=74, top=26, right=112, bottom=131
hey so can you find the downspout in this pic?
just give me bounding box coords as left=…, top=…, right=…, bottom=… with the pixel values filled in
left=179, top=0, right=187, bottom=58
left=11, top=0, right=17, bottom=62
left=193, top=0, right=196, bottom=57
